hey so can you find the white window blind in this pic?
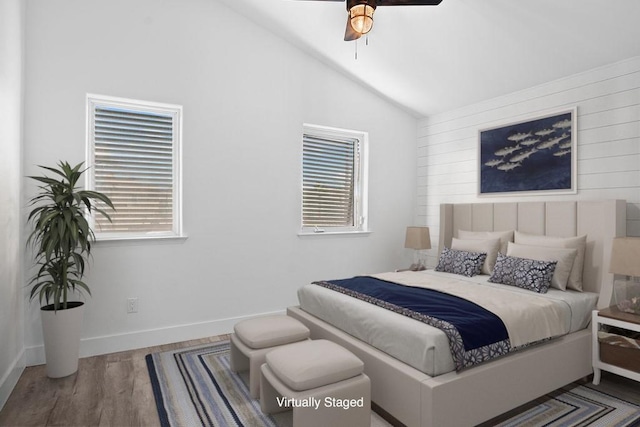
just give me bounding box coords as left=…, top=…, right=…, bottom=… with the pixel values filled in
left=87, top=95, right=182, bottom=238
left=302, top=125, right=367, bottom=232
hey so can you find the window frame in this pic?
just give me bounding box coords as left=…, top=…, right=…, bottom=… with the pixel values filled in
left=300, top=123, right=369, bottom=235
left=86, top=94, right=184, bottom=241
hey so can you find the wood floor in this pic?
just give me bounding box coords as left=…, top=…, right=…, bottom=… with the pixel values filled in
left=0, top=335, right=227, bottom=427
left=1, top=335, right=638, bottom=427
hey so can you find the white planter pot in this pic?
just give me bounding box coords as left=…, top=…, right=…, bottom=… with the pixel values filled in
left=40, top=301, right=85, bottom=378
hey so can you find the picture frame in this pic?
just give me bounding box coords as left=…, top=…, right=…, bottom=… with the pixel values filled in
left=478, top=107, right=577, bottom=196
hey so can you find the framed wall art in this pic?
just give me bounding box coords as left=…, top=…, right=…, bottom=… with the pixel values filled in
left=478, top=107, right=577, bottom=196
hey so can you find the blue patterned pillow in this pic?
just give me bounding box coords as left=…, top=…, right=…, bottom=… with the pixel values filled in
left=435, top=247, right=487, bottom=277
left=488, top=253, right=557, bottom=293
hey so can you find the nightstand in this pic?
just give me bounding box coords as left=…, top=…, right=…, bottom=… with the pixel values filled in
left=592, top=306, right=640, bottom=385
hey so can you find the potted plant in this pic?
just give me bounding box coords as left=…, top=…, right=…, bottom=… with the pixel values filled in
left=27, top=161, right=114, bottom=378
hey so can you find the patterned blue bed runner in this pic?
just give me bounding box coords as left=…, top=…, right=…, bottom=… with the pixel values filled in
left=314, top=276, right=512, bottom=371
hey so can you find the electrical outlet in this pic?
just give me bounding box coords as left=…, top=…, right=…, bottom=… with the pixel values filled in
left=127, top=297, right=138, bottom=313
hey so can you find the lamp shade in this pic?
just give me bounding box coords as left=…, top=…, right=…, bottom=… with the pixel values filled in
left=405, top=227, right=431, bottom=250
left=609, top=237, right=640, bottom=276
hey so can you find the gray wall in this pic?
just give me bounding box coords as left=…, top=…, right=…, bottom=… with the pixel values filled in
left=22, top=0, right=418, bottom=364
left=0, top=0, right=25, bottom=410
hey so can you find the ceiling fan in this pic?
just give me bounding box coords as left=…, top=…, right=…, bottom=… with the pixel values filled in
left=299, top=0, right=443, bottom=41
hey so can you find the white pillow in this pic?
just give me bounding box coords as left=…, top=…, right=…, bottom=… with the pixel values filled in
left=458, top=230, right=514, bottom=255
left=506, top=242, right=577, bottom=291
left=514, top=231, right=587, bottom=291
left=451, top=237, right=501, bottom=275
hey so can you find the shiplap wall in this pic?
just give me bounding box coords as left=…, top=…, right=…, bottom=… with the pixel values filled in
left=417, top=56, right=640, bottom=266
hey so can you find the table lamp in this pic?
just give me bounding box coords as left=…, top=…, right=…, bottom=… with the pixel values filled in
left=405, top=226, right=431, bottom=271
left=609, top=237, right=640, bottom=314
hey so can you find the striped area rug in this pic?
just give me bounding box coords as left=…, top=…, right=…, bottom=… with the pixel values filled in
left=146, top=341, right=640, bottom=427
left=146, top=341, right=390, bottom=427
left=496, top=386, right=640, bottom=427
left=146, top=341, right=285, bottom=427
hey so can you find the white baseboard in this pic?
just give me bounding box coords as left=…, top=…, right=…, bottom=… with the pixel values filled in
left=0, top=349, right=26, bottom=412
left=25, top=309, right=286, bottom=367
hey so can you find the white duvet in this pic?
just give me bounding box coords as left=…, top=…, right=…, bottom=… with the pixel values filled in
left=297, top=270, right=598, bottom=377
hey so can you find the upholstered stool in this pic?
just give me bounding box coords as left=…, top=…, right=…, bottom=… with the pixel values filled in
left=230, top=315, right=310, bottom=398
left=260, top=339, right=371, bottom=427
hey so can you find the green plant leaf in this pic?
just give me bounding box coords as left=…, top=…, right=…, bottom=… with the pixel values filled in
left=26, top=161, right=113, bottom=308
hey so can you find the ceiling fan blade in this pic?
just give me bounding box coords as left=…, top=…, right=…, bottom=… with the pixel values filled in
left=344, top=15, right=362, bottom=41
left=376, top=0, right=443, bottom=5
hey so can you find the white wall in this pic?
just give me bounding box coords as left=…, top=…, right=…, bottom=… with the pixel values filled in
left=417, top=56, right=640, bottom=265
left=0, top=0, right=26, bottom=410
left=22, top=0, right=418, bottom=363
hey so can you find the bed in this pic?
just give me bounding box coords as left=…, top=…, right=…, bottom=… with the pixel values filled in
left=288, top=200, right=626, bottom=427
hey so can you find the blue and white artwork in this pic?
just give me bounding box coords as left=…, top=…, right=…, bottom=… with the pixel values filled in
left=479, top=109, right=576, bottom=195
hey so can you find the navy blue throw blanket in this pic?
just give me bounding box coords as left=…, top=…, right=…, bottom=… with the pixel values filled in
left=314, top=276, right=512, bottom=371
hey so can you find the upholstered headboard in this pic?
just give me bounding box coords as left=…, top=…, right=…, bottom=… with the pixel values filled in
left=439, top=200, right=626, bottom=308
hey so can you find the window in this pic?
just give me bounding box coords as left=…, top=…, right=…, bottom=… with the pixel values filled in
left=87, top=94, right=183, bottom=239
left=301, top=124, right=368, bottom=233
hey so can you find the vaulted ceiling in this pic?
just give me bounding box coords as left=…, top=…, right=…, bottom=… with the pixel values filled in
left=218, top=0, right=640, bottom=117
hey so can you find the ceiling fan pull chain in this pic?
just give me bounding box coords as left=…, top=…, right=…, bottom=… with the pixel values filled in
left=366, top=34, right=369, bottom=46
left=355, top=39, right=358, bottom=60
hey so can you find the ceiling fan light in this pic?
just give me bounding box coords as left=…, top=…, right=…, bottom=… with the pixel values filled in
left=349, top=4, right=375, bottom=34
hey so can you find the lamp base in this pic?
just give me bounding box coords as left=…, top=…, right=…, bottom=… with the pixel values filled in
left=613, top=279, right=640, bottom=314
left=409, top=263, right=426, bottom=272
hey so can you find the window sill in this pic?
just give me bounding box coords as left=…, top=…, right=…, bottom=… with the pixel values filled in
left=297, top=230, right=372, bottom=238
left=94, top=235, right=188, bottom=247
